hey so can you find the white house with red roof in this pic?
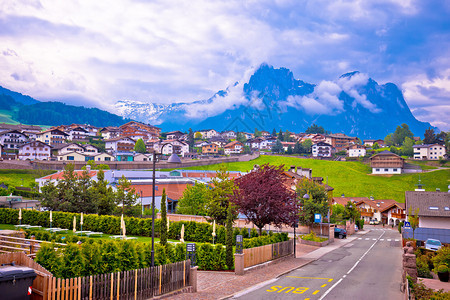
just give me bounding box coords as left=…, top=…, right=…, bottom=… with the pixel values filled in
left=224, top=141, right=243, bottom=155
left=18, top=141, right=52, bottom=161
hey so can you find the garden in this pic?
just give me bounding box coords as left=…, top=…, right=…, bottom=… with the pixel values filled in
left=0, top=208, right=289, bottom=277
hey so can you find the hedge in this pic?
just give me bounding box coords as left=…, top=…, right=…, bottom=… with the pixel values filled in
left=35, top=238, right=233, bottom=277
left=0, top=208, right=288, bottom=246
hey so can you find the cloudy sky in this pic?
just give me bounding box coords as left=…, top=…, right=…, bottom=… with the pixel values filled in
left=1, top=0, right=449, bottom=130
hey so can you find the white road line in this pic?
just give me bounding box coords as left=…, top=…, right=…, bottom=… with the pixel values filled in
left=380, top=239, right=384, bottom=241
left=358, top=238, right=362, bottom=240
left=387, top=239, right=392, bottom=241
left=365, top=238, right=369, bottom=240
left=395, top=239, right=399, bottom=241
left=372, top=239, right=376, bottom=241
left=319, top=231, right=385, bottom=300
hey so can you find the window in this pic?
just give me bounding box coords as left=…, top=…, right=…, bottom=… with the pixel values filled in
left=444, top=207, right=449, bottom=211
left=428, top=206, right=439, bottom=210
left=67, top=156, right=74, bottom=161
left=376, top=169, right=380, bottom=172
left=384, top=169, right=388, bottom=172
left=393, top=169, right=397, bottom=172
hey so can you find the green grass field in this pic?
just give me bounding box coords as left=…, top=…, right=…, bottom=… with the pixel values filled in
left=0, top=169, right=55, bottom=188
left=180, top=156, right=450, bottom=202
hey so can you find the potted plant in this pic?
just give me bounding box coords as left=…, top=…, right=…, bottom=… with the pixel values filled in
left=437, top=265, right=449, bottom=282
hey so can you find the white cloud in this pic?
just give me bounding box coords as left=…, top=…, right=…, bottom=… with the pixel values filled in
left=403, top=70, right=450, bottom=130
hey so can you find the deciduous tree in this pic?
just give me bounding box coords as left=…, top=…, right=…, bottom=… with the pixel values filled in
left=177, top=181, right=209, bottom=216
left=296, top=178, right=329, bottom=225
left=206, top=166, right=236, bottom=225
left=231, top=164, right=298, bottom=235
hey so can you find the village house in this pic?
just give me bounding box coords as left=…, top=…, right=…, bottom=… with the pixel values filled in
left=347, top=144, right=366, bottom=157
left=283, top=166, right=334, bottom=198
left=369, top=150, right=404, bottom=174
left=133, top=153, right=152, bottom=162
left=260, top=131, right=271, bottom=137
left=66, top=126, right=90, bottom=142
left=405, top=191, right=450, bottom=229
left=380, top=202, right=406, bottom=226
left=413, top=144, right=446, bottom=160
left=281, top=142, right=296, bottom=152
left=55, top=143, right=99, bottom=156
left=105, top=137, right=136, bottom=154
left=0, top=130, right=29, bottom=151
left=166, top=131, right=186, bottom=140
left=18, top=141, right=52, bottom=161
left=119, top=121, right=161, bottom=141
left=57, top=151, right=89, bottom=162
left=224, top=141, right=243, bottom=155
left=221, top=130, right=236, bottom=140
left=245, top=137, right=264, bottom=150
left=202, top=143, right=219, bottom=154
left=36, top=129, right=69, bottom=147
left=325, top=133, right=358, bottom=152
left=94, top=152, right=114, bottom=162
left=300, top=133, right=326, bottom=144
left=311, top=141, right=334, bottom=158
left=260, top=137, right=277, bottom=150
left=99, top=127, right=121, bottom=140
left=156, top=140, right=189, bottom=157
left=363, top=139, right=385, bottom=147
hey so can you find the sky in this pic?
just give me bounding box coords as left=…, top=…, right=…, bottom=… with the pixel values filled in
left=0, top=0, right=449, bottom=130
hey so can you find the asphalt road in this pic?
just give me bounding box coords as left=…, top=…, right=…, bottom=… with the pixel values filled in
left=234, top=229, right=403, bottom=300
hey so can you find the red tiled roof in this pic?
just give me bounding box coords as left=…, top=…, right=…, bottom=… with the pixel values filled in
left=131, top=183, right=191, bottom=200
left=41, top=170, right=98, bottom=180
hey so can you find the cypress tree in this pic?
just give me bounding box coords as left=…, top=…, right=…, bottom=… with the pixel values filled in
left=160, top=189, right=168, bottom=246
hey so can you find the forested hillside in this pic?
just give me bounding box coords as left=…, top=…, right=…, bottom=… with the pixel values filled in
left=16, top=101, right=130, bottom=127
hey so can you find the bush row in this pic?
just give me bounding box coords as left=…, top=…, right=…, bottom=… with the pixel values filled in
left=0, top=208, right=288, bottom=246
left=35, top=238, right=232, bottom=278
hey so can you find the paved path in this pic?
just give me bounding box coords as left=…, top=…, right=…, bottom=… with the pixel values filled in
left=233, top=229, right=403, bottom=300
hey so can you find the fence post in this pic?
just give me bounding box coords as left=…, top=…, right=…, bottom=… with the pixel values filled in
left=30, top=235, right=36, bottom=255
left=234, top=253, right=245, bottom=276
left=189, top=266, right=198, bottom=293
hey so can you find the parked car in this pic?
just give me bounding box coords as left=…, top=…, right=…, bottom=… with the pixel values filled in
left=425, top=239, right=442, bottom=251
left=334, top=228, right=347, bottom=239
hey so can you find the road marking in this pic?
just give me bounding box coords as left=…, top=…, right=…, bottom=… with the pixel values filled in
left=395, top=239, right=399, bottom=241
left=365, top=238, right=369, bottom=240
left=319, top=231, right=385, bottom=300
left=321, top=284, right=327, bottom=288
left=313, top=290, right=320, bottom=295
left=372, top=238, right=376, bottom=240
left=380, top=239, right=384, bottom=241
left=358, top=238, right=362, bottom=240
left=286, top=276, right=333, bottom=281
left=387, top=239, right=391, bottom=241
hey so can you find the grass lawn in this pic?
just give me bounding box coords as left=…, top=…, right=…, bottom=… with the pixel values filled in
left=405, top=159, right=448, bottom=170
left=0, top=169, right=54, bottom=189
left=0, top=223, right=179, bottom=244
left=178, top=156, right=450, bottom=202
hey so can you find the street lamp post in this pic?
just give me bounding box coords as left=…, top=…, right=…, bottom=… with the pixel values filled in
left=140, top=190, right=143, bottom=218
left=151, top=144, right=181, bottom=267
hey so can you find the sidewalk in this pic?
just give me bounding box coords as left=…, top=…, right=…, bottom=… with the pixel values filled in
left=168, top=230, right=369, bottom=300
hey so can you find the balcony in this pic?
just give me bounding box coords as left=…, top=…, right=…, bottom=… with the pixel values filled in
left=360, top=211, right=374, bottom=217
left=391, top=213, right=405, bottom=219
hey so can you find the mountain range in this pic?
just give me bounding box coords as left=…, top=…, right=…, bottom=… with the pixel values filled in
left=114, top=64, right=435, bottom=139
left=0, top=64, right=436, bottom=139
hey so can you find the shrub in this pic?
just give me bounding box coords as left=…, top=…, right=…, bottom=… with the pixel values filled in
left=301, top=232, right=327, bottom=243
left=416, top=256, right=433, bottom=278
left=432, top=247, right=450, bottom=273
left=398, top=221, right=404, bottom=234
left=437, top=265, right=449, bottom=273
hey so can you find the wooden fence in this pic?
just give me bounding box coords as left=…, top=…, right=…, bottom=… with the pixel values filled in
left=0, top=234, right=65, bottom=257
left=243, top=240, right=293, bottom=268
left=0, top=251, right=191, bottom=300
left=45, top=260, right=191, bottom=300
left=0, top=252, right=53, bottom=300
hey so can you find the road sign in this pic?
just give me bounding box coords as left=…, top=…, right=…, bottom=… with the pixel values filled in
left=404, top=221, right=411, bottom=229
left=314, top=214, right=322, bottom=223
